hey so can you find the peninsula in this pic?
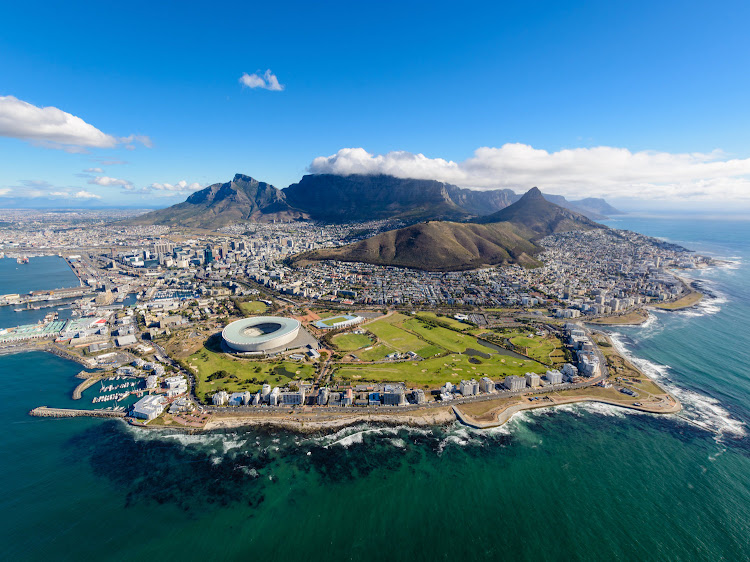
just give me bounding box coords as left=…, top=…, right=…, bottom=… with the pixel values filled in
left=0, top=180, right=709, bottom=433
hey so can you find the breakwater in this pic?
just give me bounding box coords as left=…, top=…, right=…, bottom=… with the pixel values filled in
left=29, top=406, right=126, bottom=418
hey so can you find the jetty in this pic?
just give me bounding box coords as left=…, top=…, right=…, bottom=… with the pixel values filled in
left=29, top=406, right=126, bottom=419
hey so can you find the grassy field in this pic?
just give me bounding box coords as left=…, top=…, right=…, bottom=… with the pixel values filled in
left=402, top=318, right=474, bottom=353
left=238, top=300, right=268, bottom=315
left=508, top=334, right=563, bottom=365
left=457, top=396, right=522, bottom=418
left=416, top=312, right=472, bottom=331
left=654, top=291, right=703, bottom=310
left=335, top=313, right=549, bottom=387
left=588, top=309, right=649, bottom=325
left=356, top=344, right=393, bottom=361
left=187, top=340, right=314, bottom=400
left=332, top=333, right=373, bottom=351
left=334, top=350, right=545, bottom=388
left=365, top=314, right=429, bottom=352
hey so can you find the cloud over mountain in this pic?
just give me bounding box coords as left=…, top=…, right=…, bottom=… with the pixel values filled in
left=309, top=144, right=750, bottom=201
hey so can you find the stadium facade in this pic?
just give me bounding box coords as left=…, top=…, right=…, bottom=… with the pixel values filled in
left=222, top=316, right=301, bottom=352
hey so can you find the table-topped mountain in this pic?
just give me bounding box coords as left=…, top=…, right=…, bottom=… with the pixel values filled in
left=125, top=172, right=620, bottom=229
left=284, top=174, right=617, bottom=221
left=291, top=187, right=605, bottom=271
left=125, top=174, right=307, bottom=228
left=283, top=174, right=519, bottom=222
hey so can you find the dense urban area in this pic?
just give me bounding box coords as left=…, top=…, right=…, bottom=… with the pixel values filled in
left=1, top=209, right=699, bottom=428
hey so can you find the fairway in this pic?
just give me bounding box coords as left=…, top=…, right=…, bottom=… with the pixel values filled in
left=365, top=314, right=427, bottom=352
left=335, top=351, right=545, bottom=388
left=416, top=312, right=472, bottom=331
left=402, top=318, right=473, bottom=352
left=356, top=344, right=393, bottom=361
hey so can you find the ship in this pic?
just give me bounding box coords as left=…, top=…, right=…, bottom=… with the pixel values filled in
left=17, top=255, right=29, bottom=264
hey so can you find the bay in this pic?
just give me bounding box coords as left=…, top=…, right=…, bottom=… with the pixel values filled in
left=1, top=217, right=748, bottom=561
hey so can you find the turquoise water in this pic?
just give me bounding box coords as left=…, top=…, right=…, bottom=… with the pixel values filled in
left=1, top=218, right=749, bottom=561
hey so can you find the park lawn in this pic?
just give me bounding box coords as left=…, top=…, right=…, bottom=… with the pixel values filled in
left=416, top=312, right=472, bottom=331
left=402, top=318, right=473, bottom=353
left=188, top=345, right=313, bottom=400
left=238, top=300, right=268, bottom=315
left=356, top=344, right=393, bottom=361
left=332, top=333, right=373, bottom=351
left=334, top=351, right=545, bottom=388
left=628, top=377, right=668, bottom=396
left=366, top=316, right=428, bottom=353
left=654, top=292, right=703, bottom=310
left=509, top=335, right=558, bottom=364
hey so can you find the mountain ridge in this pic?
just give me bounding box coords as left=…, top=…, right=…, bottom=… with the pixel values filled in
left=292, top=187, right=605, bottom=271
left=123, top=172, right=621, bottom=229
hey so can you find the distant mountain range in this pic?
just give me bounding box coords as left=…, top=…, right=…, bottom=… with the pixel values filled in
left=292, top=187, right=605, bottom=271
left=125, top=173, right=622, bottom=229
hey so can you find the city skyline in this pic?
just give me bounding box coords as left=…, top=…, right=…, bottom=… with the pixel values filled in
left=2, top=0, right=750, bottom=211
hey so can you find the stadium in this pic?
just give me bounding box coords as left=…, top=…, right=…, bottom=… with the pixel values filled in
left=222, top=316, right=302, bottom=353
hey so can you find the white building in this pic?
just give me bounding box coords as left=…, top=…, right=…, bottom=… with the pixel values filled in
left=164, top=375, right=186, bottom=389
left=479, top=377, right=495, bottom=393
left=562, top=363, right=579, bottom=379
left=504, top=375, right=526, bottom=391
left=261, top=384, right=272, bottom=401
left=412, top=389, right=427, bottom=404
left=212, top=390, right=229, bottom=406
left=281, top=388, right=305, bottom=406
left=132, top=395, right=165, bottom=420
left=317, top=387, right=330, bottom=406
left=525, top=372, right=541, bottom=388
left=269, top=387, right=281, bottom=406
left=460, top=379, right=478, bottom=396
left=545, top=370, right=563, bottom=385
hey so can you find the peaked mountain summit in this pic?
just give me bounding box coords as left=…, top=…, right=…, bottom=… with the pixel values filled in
left=292, top=187, right=604, bottom=271
left=126, top=174, right=306, bottom=228
left=472, top=186, right=603, bottom=238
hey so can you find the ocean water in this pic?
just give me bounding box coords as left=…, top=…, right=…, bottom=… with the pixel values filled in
left=0, top=255, right=81, bottom=329
left=1, top=218, right=749, bottom=561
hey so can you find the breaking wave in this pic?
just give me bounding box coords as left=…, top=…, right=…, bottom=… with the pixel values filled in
left=608, top=332, right=746, bottom=439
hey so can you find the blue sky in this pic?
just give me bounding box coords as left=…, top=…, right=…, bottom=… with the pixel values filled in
left=1, top=0, right=749, bottom=210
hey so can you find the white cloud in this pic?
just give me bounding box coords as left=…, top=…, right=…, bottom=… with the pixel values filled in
left=239, top=70, right=284, bottom=91
left=0, top=95, right=152, bottom=151
left=73, top=190, right=101, bottom=200
left=0, top=186, right=101, bottom=200
left=89, top=175, right=133, bottom=189
left=83, top=167, right=104, bottom=173
left=309, top=144, right=750, bottom=201
left=147, top=180, right=202, bottom=192
left=137, top=180, right=203, bottom=196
